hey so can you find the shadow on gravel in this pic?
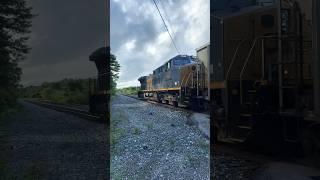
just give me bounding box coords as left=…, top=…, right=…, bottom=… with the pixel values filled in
left=0, top=100, right=109, bottom=179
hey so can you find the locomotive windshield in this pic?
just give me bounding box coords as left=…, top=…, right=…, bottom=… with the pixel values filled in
left=172, top=58, right=194, bottom=66
left=173, top=59, right=190, bottom=66
left=213, top=0, right=256, bottom=13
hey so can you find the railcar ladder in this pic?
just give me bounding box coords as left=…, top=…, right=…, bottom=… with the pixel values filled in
left=276, top=3, right=307, bottom=142
left=236, top=36, right=277, bottom=142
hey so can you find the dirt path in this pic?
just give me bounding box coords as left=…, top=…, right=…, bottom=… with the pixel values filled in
left=0, top=100, right=108, bottom=179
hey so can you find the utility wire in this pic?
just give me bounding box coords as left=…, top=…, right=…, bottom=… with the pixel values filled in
left=152, top=0, right=180, bottom=54
left=158, top=0, right=174, bottom=37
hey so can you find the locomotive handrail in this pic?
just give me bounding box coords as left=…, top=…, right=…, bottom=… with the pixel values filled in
left=180, top=70, right=189, bottom=87
left=226, top=39, right=248, bottom=81
left=183, top=72, right=193, bottom=89
left=239, top=35, right=278, bottom=104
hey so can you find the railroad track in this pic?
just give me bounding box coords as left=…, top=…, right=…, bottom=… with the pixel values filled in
left=121, top=96, right=318, bottom=167
left=24, top=99, right=103, bottom=122
left=121, top=94, right=209, bottom=115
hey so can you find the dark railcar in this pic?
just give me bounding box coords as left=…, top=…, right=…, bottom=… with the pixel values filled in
left=211, top=0, right=320, bottom=159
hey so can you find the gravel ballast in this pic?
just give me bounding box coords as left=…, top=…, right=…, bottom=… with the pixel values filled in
left=110, top=95, right=209, bottom=179
left=0, top=100, right=108, bottom=179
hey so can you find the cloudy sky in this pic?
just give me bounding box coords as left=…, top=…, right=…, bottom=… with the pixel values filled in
left=20, top=0, right=209, bottom=87
left=20, top=0, right=107, bottom=86
left=111, top=0, right=210, bottom=88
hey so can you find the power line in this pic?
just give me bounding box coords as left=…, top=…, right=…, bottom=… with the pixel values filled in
left=158, top=0, right=174, bottom=37
left=152, top=0, right=180, bottom=54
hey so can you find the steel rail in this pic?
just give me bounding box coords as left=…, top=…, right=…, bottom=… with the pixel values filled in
left=24, top=99, right=103, bottom=122
left=122, top=94, right=208, bottom=114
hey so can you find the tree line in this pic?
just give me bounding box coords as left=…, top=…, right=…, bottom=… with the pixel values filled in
left=1, top=0, right=120, bottom=115
left=0, top=0, right=33, bottom=116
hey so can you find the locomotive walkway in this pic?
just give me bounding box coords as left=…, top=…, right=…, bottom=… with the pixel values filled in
left=0, top=100, right=108, bottom=179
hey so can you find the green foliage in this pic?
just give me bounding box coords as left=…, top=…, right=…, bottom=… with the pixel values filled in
left=110, top=109, right=128, bottom=155
left=0, top=0, right=33, bottom=115
left=89, top=48, right=120, bottom=92
left=132, top=127, right=141, bottom=135
left=117, top=86, right=140, bottom=95
left=110, top=53, right=120, bottom=90
left=20, top=79, right=90, bottom=105
left=198, top=139, right=210, bottom=151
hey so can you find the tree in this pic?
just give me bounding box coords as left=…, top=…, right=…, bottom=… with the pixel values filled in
left=110, top=53, right=120, bottom=90
left=0, top=0, right=33, bottom=113
left=89, top=47, right=120, bottom=91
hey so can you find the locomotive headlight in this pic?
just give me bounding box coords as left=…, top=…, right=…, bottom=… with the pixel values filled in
left=175, top=82, right=178, bottom=86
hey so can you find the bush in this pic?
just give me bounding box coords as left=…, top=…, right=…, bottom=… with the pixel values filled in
left=20, top=78, right=90, bottom=105
left=117, top=86, right=140, bottom=95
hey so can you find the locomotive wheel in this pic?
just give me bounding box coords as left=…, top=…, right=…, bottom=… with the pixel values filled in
left=213, top=126, right=218, bottom=144
left=203, top=101, right=209, bottom=111
left=89, top=104, right=96, bottom=115
left=173, top=101, right=178, bottom=107
left=302, top=126, right=320, bottom=167
left=89, top=96, right=96, bottom=115
left=156, top=93, right=162, bottom=103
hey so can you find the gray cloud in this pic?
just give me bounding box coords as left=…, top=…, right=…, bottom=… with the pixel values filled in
left=110, top=1, right=158, bottom=52
left=19, top=0, right=209, bottom=87
left=111, top=0, right=210, bottom=88
left=20, top=0, right=107, bottom=85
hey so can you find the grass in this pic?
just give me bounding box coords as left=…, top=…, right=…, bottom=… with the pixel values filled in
left=117, top=86, right=140, bottom=96
left=0, top=103, right=22, bottom=121
left=146, top=123, right=154, bottom=130
left=23, top=161, right=43, bottom=180
left=132, top=127, right=141, bottom=135
left=20, top=79, right=92, bottom=105
left=0, top=104, right=23, bottom=179
left=110, top=128, right=124, bottom=146
left=110, top=109, right=130, bottom=179
left=110, top=109, right=128, bottom=155
left=169, top=139, right=175, bottom=146
left=0, top=155, right=7, bottom=179
left=187, top=154, right=201, bottom=168
left=198, top=139, right=210, bottom=151
left=111, top=168, right=129, bottom=180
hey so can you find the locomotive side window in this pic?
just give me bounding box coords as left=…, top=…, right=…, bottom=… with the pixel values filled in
left=261, top=14, right=274, bottom=28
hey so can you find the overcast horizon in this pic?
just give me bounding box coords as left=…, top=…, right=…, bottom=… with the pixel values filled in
left=20, top=0, right=107, bottom=86
left=111, top=0, right=209, bottom=88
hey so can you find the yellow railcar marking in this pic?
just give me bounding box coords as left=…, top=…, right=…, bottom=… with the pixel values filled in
left=142, top=87, right=180, bottom=92
left=210, top=81, right=225, bottom=89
